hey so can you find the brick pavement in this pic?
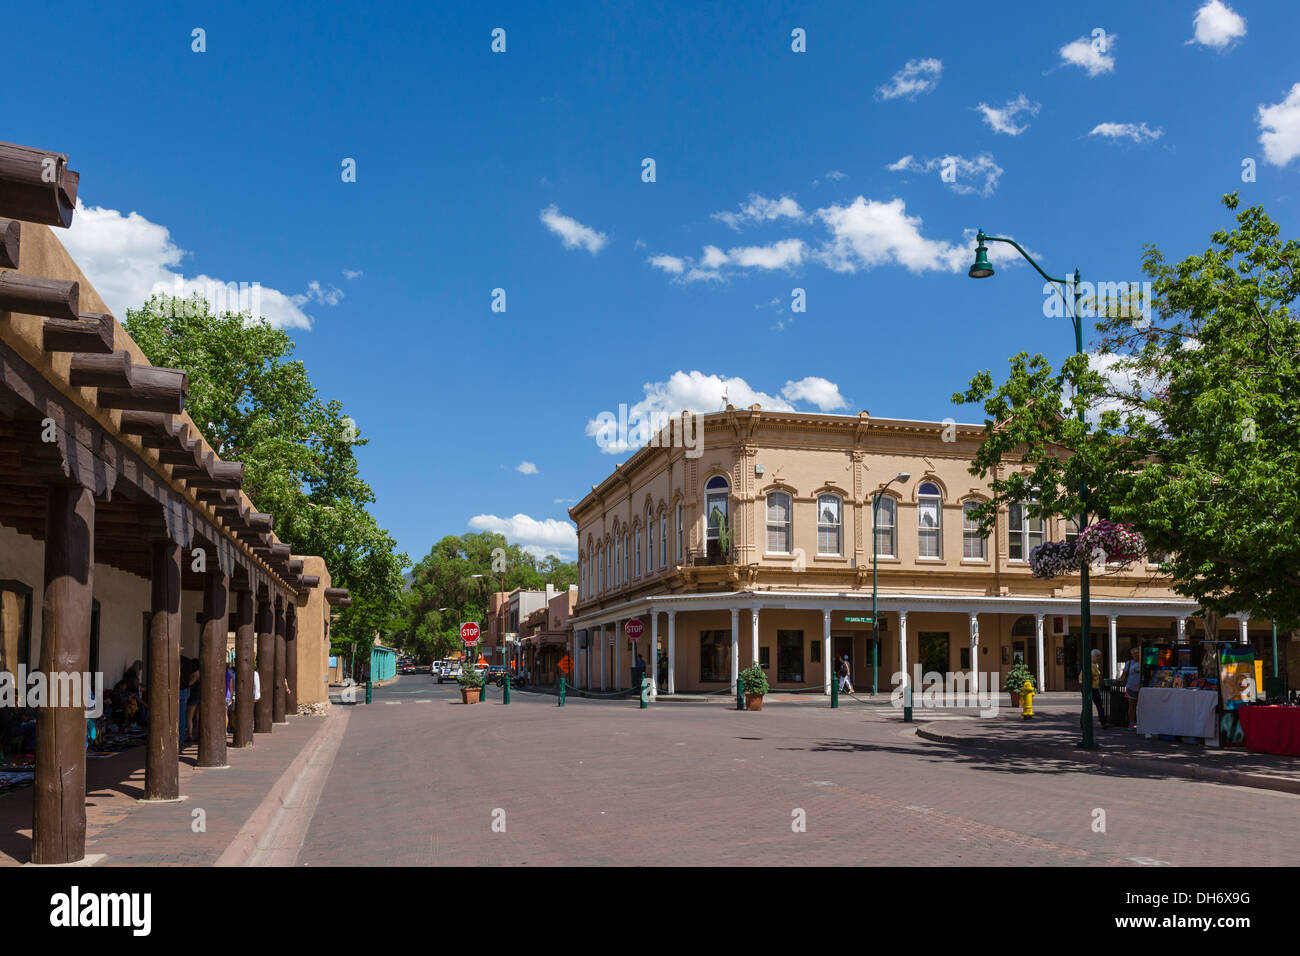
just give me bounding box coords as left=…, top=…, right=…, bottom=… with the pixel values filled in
left=299, top=678, right=1300, bottom=866
left=0, top=713, right=326, bottom=866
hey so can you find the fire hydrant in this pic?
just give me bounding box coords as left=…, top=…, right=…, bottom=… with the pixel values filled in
left=1021, top=679, right=1035, bottom=720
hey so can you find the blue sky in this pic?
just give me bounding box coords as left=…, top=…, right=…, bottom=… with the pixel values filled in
left=6, top=0, right=1299, bottom=564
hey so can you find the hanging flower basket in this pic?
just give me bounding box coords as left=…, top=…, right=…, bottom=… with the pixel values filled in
left=1029, top=540, right=1077, bottom=580
left=1076, top=520, right=1144, bottom=566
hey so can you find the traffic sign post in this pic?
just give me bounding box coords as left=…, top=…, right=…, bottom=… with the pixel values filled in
left=624, top=619, right=644, bottom=641
left=460, top=622, right=481, bottom=645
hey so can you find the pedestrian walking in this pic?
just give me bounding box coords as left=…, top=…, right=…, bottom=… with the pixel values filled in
left=1079, top=647, right=1108, bottom=728
left=1120, top=646, right=1142, bottom=729
left=838, top=654, right=853, bottom=694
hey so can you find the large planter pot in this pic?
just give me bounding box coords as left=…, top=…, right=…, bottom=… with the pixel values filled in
left=744, top=692, right=764, bottom=711
left=461, top=687, right=481, bottom=704
left=1008, top=692, right=1021, bottom=708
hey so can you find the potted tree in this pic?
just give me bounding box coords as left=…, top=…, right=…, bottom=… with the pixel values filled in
left=741, top=661, right=768, bottom=711
left=458, top=662, right=483, bottom=704
left=1003, top=661, right=1038, bottom=707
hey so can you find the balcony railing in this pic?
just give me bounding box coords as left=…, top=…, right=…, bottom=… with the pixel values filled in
left=685, top=544, right=732, bottom=567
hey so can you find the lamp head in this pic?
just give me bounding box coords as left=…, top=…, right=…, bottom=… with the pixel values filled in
left=968, top=234, right=994, bottom=279
left=896, top=471, right=911, bottom=483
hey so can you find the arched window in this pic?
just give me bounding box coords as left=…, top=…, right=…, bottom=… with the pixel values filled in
left=705, top=476, right=730, bottom=556
left=766, top=491, right=792, bottom=553
left=817, top=494, right=842, bottom=555
left=634, top=527, right=642, bottom=578
left=675, top=504, right=683, bottom=562
left=963, top=500, right=987, bottom=560
left=660, top=511, right=667, bottom=568
left=646, top=507, right=653, bottom=575
left=918, top=482, right=942, bottom=558
left=598, top=549, right=604, bottom=591
left=623, top=533, right=630, bottom=583
left=874, top=496, right=896, bottom=558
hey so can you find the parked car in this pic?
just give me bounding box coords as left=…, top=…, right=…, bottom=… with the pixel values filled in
left=483, top=665, right=510, bottom=686
left=437, top=662, right=463, bottom=684
left=398, top=660, right=416, bottom=674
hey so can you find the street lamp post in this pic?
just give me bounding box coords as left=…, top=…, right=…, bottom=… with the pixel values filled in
left=968, top=230, right=1097, bottom=749
left=872, top=472, right=911, bottom=697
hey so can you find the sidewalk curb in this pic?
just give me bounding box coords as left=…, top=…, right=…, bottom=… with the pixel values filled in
left=914, top=726, right=1300, bottom=796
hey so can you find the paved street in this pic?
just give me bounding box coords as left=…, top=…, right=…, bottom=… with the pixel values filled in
left=299, top=676, right=1300, bottom=866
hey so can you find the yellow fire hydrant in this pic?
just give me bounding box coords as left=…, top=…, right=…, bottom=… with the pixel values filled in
left=1021, top=679, right=1035, bottom=720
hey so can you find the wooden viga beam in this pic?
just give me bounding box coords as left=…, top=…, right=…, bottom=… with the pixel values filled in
left=299, top=574, right=320, bottom=589
left=118, top=409, right=180, bottom=440
left=158, top=436, right=206, bottom=469
left=325, top=588, right=350, bottom=606
left=186, top=460, right=244, bottom=490
left=287, top=558, right=304, bottom=575
left=43, top=313, right=115, bottom=354
left=0, top=218, right=19, bottom=269
left=247, top=511, right=272, bottom=533
left=96, top=366, right=187, bottom=414
left=0, top=272, right=78, bottom=320
left=0, top=142, right=80, bottom=228
left=69, top=350, right=132, bottom=389
left=269, top=542, right=291, bottom=560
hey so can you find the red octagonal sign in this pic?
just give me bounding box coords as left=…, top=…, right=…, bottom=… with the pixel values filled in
left=460, top=622, right=481, bottom=644
left=625, top=619, right=644, bottom=640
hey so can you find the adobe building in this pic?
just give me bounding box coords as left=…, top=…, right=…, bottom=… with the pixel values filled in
left=0, top=140, right=349, bottom=863
left=568, top=406, right=1282, bottom=697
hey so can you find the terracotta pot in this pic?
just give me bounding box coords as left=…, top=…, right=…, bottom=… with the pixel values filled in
left=1009, top=692, right=1021, bottom=708
left=461, top=687, right=480, bottom=704
left=744, top=692, right=764, bottom=711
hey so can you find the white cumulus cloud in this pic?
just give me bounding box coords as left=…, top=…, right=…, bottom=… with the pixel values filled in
left=975, top=94, right=1041, bottom=136
left=1089, top=122, right=1163, bottom=143
left=1258, top=83, right=1300, bottom=167
left=876, top=58, right=943, bottom=101
left=885, top=153, right=1004, bottom=197
left=58, top=201, right=333, bottom=329
left=467, top=513, right=577, bottom=556
left=1190, top=0, right=1246, bottom=48
left=539, top=204, right=608, bottom=254
left=516, top=461, right=539, bottom=475
left=712, top=194, right=808, bottom=230
left=781, top=377, right=848, bottom=411
left=1059, top=33, right=1116, bottom=76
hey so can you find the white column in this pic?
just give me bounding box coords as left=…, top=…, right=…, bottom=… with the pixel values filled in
left=1108, top=615, right=1119, bottom=679
left=650, top=613, right=659, bottom=699
left=1034, top=613, right=1045, bottom=692
left=730, top=607, right=740, bottom=688
left=1176, top=616, right=1187, bottom=643
left=969, top=612, right=979, bottom=681
left=600, top=623, right=606, bottom=691
left=1239, top=615, right=1249, bottom=645
left=822, top=609, right=832, bottom=696
left=667, top=610, right=677, bottom=695
left=614, top=620, right=622, bottom=689
left=898, top=610, right=909, bottom=698
left=751, top=608, right=759, bottom=669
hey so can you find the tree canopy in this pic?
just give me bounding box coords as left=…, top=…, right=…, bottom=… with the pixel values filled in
left=955, top=195, right=1300, bottom=631
left=398, top=531, right=577, bottom=660
left=124, top=294, right=408, bottom=652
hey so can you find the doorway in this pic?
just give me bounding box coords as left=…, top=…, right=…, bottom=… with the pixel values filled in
left=1011, top=616, right=1038, bottom=682
left=918, top=632, right=950, bottom=677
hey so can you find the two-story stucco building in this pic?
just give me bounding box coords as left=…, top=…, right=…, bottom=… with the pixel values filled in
left=566, top=406, right=1272, bottom=697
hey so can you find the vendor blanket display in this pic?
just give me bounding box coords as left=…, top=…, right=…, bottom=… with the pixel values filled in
left=1136, top=686, right=1219, bottom=740
left=0, top=770, right=34, bottom=794
left=1237, top=705, right=1300, bottom=757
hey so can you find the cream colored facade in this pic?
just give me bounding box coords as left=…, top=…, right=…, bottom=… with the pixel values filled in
left=568, top=407, right=1269, bottom=696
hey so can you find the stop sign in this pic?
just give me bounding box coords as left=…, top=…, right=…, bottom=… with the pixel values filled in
left=625, top=619, right=644, bottom=640
left=460, top=622, right=481, bottom=644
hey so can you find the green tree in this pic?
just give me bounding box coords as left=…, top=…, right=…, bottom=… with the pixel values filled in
left=956, top=195, right=1300, bottom=631
left=124, top=294, right=408, bottom=653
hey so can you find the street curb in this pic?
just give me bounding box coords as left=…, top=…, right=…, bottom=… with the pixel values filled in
left=914, top=726, right=1300, bottom=796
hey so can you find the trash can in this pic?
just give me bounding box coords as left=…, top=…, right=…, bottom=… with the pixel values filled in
left=631, top=665, right=645, bottom=689
left=1104, top=679, right=1128, bottom=726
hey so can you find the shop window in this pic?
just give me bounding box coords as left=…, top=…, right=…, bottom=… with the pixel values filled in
left=699, top=630, right=731, bottom=683
left=759, top=646, right=770, bottom=669
left=810, top=640, right=821, bottom=663
left=777, top=629, right=803, bottom=682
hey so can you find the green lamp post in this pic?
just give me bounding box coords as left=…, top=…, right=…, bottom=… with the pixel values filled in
left=872, top=472, right=910, bottom=697
left=968, top=230, right=1097, bottom=749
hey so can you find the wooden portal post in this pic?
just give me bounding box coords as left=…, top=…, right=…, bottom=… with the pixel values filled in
left=285, top=602, right=298, bottom=715
left=272, top=595, right=287, bottom=723
left=144, top=539, right=182, bottom=800
left=32, top=484, right=94, bottom=865
left=197, top=567, right=229, bottom=768
left=233, top=589, right=255, bottom=747
left=254, top=598, right=273, bottom=733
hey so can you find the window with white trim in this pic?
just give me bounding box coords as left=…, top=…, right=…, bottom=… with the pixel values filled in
left=705, top=476, right=730, bottom=547
left=646, top=509, right=653, bottom=575
left=766, top=491, right=792, bottom=554
left=675, top=504, right=683, bottom=562
left=917, top=482, right=942, bottom=558
left=660, top=512, right=667, bottom=568
left=873, top=496, right=896, bottom=557
left=817, top=494, right=842, bottom=555
left=962, top=501, right=987, bottom=560
left=1008, top=501, right=1045, bottom=560
left=634, top=527, right=641, bottom=578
